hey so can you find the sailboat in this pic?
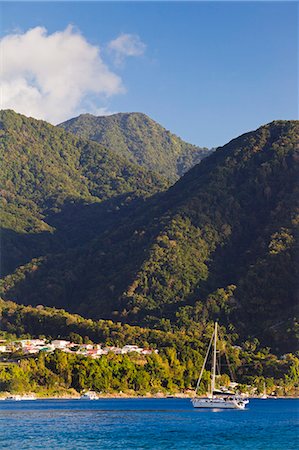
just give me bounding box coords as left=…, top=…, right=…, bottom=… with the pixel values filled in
left=260, top=382, right=267, bottom=399
left=192, top=322, right=249, bottom=410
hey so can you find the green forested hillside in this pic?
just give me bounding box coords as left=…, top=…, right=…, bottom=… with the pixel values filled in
left=128, top=120, right=299, bottom=351
left=0, top=110, right=167, bottom=221
left=1, top=117, right=298, bottom=353
left=120, top=120, right=299, bottom=351
left=0, top=110, right=167, bottom=274
left=1, top=299, right=298, bottom=397
left=60, top=112, right=211, bottom=181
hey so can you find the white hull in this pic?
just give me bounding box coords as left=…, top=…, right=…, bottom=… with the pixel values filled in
left=80, top=395, right=99, bottom=400
left=192, top=397, right=248, bottom=410
left=80, top=391, right=99, bottom=400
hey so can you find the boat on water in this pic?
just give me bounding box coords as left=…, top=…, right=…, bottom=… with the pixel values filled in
left=192, top=322, right=249, bottom=410
left=5, top=395, right=22, bottom=401
left=20, top=394, right=37, bottom=400
left=5, top=394, right=37, bottom=401
left=260, top=382, right=268, bottom=399
left=80, top=391, right=99, bottom=400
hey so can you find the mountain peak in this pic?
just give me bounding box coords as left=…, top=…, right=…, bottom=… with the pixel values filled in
left=1, top=118, right=298, bottom=353
left=60, top=112, right=211, bottom=181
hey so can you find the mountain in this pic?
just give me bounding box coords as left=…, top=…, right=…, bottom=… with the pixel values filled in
left=0, top=110, right=168, bottom=274
left=60, top=112, right=211, bottom=181
left=1, top=117, right=298, bottom=353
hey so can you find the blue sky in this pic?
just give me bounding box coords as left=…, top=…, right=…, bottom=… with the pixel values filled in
left=1, top=1, right=297, bottom=147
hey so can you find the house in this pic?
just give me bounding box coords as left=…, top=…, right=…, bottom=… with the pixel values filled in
left=104, top=346, right=122, bottom=354
left=51, top=340, right=71, bottom=349
left=19, top=339, right=46, bottom=348
left=141, top=349, right=153, bottom=355
left=121, top=345, right=143, bottom=354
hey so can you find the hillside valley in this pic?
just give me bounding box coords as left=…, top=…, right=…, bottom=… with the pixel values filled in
left=0, top=111, right=298, bottom=355
left=0, top=110, right=168, bottom=275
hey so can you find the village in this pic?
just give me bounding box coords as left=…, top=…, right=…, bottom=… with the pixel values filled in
left=0, top=339, right=158, bottom=359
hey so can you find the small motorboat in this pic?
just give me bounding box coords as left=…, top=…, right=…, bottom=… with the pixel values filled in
left=80, top=391, right=99, bottom=400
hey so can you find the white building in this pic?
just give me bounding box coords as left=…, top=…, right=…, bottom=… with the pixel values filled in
left=121, top=345, right=144, bottom=354
left=19, top=339, right=46, bottom=348
left=104, top=346, right=122, bottom=354
left=51, top=340, right=71, bottom=349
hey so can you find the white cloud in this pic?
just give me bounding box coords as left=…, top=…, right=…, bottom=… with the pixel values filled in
left=0, top=26, right=124, bottom=123
left=108, top=33, right=146, bottom=64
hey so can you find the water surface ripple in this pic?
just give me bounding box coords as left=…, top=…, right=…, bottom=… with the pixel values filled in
left=0, top=398, right=298, bottom=449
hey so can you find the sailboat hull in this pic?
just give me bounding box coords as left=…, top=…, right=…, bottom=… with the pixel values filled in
left=192, top=397, right=248, bottom=410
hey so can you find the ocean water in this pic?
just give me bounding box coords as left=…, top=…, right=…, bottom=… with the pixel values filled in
left=0, top=398, right=298, bottom=449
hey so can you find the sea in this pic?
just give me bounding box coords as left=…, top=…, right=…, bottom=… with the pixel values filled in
left=0, top=398, right=298, bottom=449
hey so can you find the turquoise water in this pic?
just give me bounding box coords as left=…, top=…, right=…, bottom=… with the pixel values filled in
left=0, top=398, right=298, bottom=449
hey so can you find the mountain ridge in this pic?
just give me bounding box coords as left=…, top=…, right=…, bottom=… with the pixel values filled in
left=0, top=109, right=168, bottom=274
left=60, top=112, right=212, bottom=181
left=1, top=113, right=298, bottom=352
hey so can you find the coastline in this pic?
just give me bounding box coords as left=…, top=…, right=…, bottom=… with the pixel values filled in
left=1, top=391, right=298, bottom=400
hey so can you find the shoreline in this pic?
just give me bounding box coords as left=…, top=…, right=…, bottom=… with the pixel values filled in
left=1, top=392, right=298, bottom=400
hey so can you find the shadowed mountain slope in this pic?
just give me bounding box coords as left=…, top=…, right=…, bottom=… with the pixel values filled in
left=0, top=110, right=168, bottom=274
left=1, top=118, right=298, bottom=352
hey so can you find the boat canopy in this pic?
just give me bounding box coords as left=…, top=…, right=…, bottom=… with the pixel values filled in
left=213, top=389, right=235, bottom=396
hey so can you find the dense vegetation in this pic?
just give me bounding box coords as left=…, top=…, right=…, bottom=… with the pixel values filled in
left=1, top=300, right=298, bottom=396
left=0, top=110, right=167, bottom=274
left=1, top=349, right=298, bottom=397
left=60, top=112, right=211, bottom=181
left=0, top=110, right=166, bottom=217
left=1, top=111, right=298, bottom=360
left=0, top=298, right=202, bottom=349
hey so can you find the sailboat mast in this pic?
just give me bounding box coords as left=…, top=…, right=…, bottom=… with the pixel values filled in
left=193, top=330, right=214, bottom=397
left=211, top=321, right=217, bottom=397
